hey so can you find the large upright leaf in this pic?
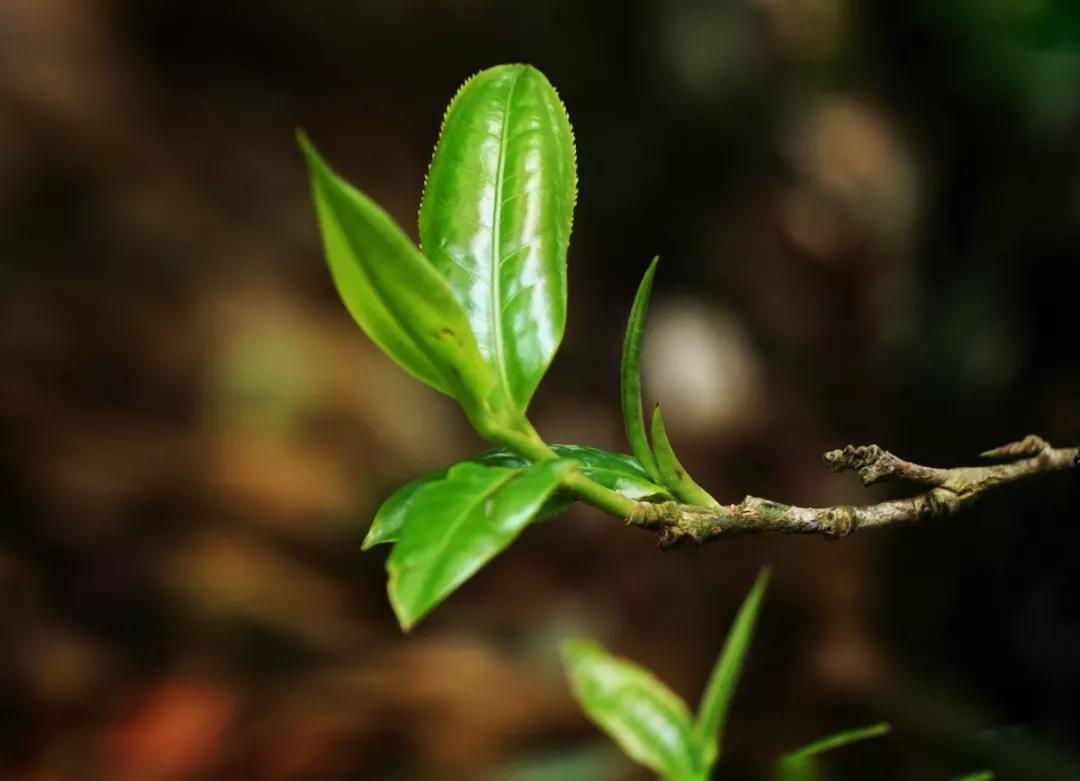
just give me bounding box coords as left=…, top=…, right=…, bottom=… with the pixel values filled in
left=696, top=567, right=770, bottom=767
left=363, top=444, right=669, bottom=550
left=420, top=64, right=576, bottom=413
left=299, top=134, right=497, bottom=424
left=562, top=639, right=701, bottom=780
left=621, top=257, right=661, bottom=481
left=387, top=459, right=571, bottom=629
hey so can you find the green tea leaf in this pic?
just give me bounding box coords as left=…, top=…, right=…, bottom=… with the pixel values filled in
left=651, top=405, right=720, bottom=508
left=387, top=459, right=571, bottom=629
left=363, top=473, right=442, bottom=551
left=299, top=133, right=498, bottom=427
left=364, top=445, right=669, bottom=549
left=562, top=639, right=700, bottom=779
left=547, top=445, right=670, bottom=501
left=949, top=773, right=993, bottom=781
left=620, top=257, right=661, bottom=481
left=696, top=567, right=770, bottom=768
left=420, top=64, right=577, bottom=414
left=777, top=722, right=890, bottom=763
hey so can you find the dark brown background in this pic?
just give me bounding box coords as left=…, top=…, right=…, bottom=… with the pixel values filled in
left=1, top=1, right=1078, bottom=779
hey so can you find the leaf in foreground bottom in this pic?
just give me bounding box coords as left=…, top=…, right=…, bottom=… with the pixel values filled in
left=562, top=639, right=700, bottom=779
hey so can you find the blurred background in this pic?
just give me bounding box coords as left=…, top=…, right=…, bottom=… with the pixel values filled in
left=1, top=1, right=1078, bottom=779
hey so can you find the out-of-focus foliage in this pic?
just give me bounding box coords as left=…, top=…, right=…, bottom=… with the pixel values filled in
left=696, top=568, right=771, bottom=766
left=564, top=570, right=890, bottom=779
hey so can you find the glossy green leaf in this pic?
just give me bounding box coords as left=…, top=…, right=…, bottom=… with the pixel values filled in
left=778, top=722, right=890, bottom=763
left=562, top=639, right=700, bottom=779
left=620, top=257, right=661, bottom=481
left=363, top=445, right=669, bottom=550
left=949, top=773, right=993, bottom=781
left=387, top=459, right=571, bottom=629
left=547, top=445, right=670, bottom=501
left=651, top=405, right=720, bottom=509
left=696, top=567, right=770, bottom=768
left=420, top=64, right=577, bottom=413
left=299, top=133, right=498, bottom=426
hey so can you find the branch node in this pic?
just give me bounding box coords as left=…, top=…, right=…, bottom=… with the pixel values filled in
left=823, top=444, right=895, bottom=485
left=819, top=505, right=857, bottom=539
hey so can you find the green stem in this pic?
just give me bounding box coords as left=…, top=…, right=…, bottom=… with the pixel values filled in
left=491, top=420, right=638, bottom=519
left=562, top=471, right=637, bottom=518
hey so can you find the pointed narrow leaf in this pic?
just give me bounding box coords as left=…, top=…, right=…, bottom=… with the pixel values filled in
left=387, top=460, right=571, bottom=629
left=651, top=405, right=720, bottom=508
left=299, top=134, right=497, bottom=424
left=364, top=445, right=669, bottom=549
left=621, top=257, right=661, bottom=481
left=420, top=64, right=576, bottom=413
left=696, top=567, right=770, bottom=767
left=562, top=639, right=700, bottom=779
left=949, top=774, right=993, bottom=781
left=778, top=722, right=890, bottom=763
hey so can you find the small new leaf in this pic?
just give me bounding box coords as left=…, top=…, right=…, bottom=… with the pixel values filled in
left=420, top=64, right=577, bottom=414
left=387, top=460, right=571, bottom=629
left=299, top=134, right=498, bottom=429
left=561, top=639, right=700, bottom=780
left=621, top=257, right=661, bottom=481
left=651, top=405, right=721, bottom=509
left=696, top=567, right=770, bottom=768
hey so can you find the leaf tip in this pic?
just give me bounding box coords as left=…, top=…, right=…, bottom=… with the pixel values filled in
left=295, top=129, right=318, bottom=163
left=560, top=637, right=592, bottom=660
left=388, top=586, right=420, bottom=632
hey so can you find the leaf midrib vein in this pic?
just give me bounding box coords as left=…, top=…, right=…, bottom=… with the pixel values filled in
left=489, top=69, right=522, bottom=404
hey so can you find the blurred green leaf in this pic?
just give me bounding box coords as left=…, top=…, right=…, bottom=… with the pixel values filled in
left=778, top=722, right=890, bottom=764
left=299, top=133, right=498, bottom=427
left=486, top=743, right=631, bottom=781
left=773, top=722, right=890, bottom=781
left=651, top=404, right=719, bottom=508
left=419, top=63, right=576, bottom=414
left=620, top=256, right=661, bottom=481
left=695, top=567, right=770, bottom=768
left=562, top=639, right=701, bottom=780
left=363, top=444, right=668, bottom=549
left=387, top=459, right=570, bottom=629
left=949, top=773, right=994, bottom=781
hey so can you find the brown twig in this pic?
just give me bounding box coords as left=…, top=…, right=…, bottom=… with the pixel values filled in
left=626, top=436, right=1078, bottom=547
